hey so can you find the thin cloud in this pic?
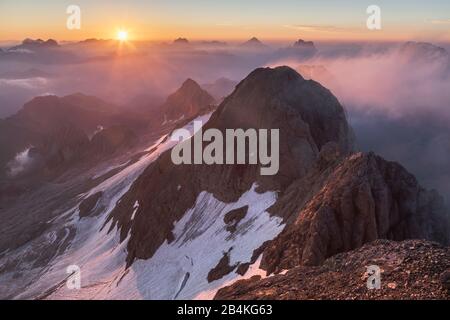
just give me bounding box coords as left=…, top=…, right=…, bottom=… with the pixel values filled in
left=283, top=24, right=358, bottom=33
left=429, top=19, right=450, bottom=25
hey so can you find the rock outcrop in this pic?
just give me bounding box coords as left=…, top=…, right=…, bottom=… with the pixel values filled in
left=261, top=152, right=450, bottom=273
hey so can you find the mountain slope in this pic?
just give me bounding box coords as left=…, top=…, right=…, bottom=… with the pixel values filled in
left=0, top=66, right=448, bottom=300
left=0, top=93, right=151, bottom=178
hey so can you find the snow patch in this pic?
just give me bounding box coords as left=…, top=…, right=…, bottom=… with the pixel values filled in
left=131, top=201, right=139, bottom=221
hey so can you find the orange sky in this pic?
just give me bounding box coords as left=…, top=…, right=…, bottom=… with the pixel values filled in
left=1, top=0, right=449, bottom=42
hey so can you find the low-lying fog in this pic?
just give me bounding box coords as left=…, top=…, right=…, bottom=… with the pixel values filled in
left=1, top=38, right=449, bottom=203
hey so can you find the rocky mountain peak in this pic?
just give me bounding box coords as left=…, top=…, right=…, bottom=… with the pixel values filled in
left=210, top=66, right=354, bottom=159
left=180, top=78, right=202, bottom=91
left=241, top=37, right=267, bottom=48
left=293, top=39, right=315, bottom=48
left=162, top=78, right=216, bottom=121
left=173, top=37, right=189, bottom=45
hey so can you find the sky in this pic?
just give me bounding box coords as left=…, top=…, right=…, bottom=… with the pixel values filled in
left=0, top=0, right=449, bottom=42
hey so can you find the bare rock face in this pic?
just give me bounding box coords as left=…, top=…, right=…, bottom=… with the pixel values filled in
left=224, top=206, right=248, bottom=233
left=107, top=66, right=355, bottom=266
left=0, top=93, right=123, bottom=175
left=38, top=123, right=90, bottom=169
left=207, top=248, right=238, bottom=283
left=162, top=79, right=216, bottom=121
left=89, top=125, right=138, bottom=155
left=261, top=152, right=450, bottom=273
left=203, top=66, right=354, bottom=190
left=215, top=240, right=450, bottom=300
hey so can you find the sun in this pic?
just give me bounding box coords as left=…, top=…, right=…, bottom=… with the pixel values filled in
left=117, top=30, right=128, bottom=41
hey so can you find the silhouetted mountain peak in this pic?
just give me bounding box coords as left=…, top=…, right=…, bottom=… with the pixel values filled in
left=241, top=37, right=267, bottom=48
left=399, top=41, right=449, bottom=62
left=12, top=38, right=59, bottom=50
left=173, top=37, right=189, bottom=45
left=180, top=78, right=201, bottom=91
left=293, top=39, right=315, bottom=48
left=162, top=78, right=215, bottom=121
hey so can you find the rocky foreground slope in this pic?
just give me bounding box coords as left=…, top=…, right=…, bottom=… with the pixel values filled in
left=215, top=239, right=450, bottom=300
